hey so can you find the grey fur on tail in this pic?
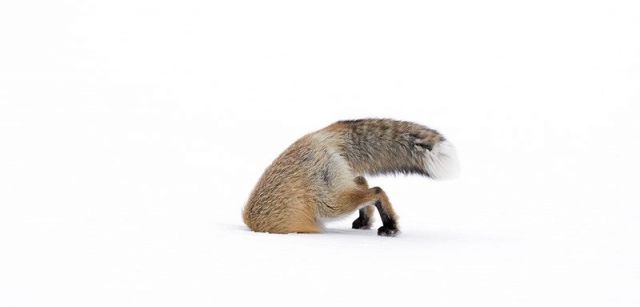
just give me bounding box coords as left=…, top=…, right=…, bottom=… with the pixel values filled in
left=334, top=118, right=459, bottom=179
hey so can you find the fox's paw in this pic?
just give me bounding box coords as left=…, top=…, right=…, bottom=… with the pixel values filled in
left=377, top=225, right=399, bottom=237
left=352, top=217, right=372, bottom=230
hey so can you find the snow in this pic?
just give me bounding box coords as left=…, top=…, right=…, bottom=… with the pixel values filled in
left=1, top=0, right=639, bottom=306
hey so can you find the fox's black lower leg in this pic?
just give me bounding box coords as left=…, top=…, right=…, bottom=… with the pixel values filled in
left=372, top=188, right=399, bottom=236
left=352, top=206, right=373, bottom=229
left=351, top=176, right=374, bottom=230
left=346, top=177, right=398, bottom=236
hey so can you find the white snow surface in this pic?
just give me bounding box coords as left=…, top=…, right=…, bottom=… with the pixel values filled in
left=1, top=1, right=639, bottom=306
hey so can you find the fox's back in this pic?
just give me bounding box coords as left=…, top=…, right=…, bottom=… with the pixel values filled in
left=242, top=130, right=352, bottom=232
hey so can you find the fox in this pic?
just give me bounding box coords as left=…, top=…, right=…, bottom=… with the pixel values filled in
left=242, top=118, right=459, bottom=236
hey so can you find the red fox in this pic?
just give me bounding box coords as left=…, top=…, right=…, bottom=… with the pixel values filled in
left=243, top=118, right=459, bottom=236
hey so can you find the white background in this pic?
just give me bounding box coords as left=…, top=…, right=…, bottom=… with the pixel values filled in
left=1, top=1, right=639, bottom=306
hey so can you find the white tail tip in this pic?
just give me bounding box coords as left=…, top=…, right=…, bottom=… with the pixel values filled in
left=425, top=140, right=460, bottom=180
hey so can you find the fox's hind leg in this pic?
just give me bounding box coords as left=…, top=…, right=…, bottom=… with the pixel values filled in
left=371, top=189, right=399, bottom=236
left=352, top=206, right=375, bottom=229
left=341, top=176, right=399, bottom=236
left=351, top=176, right=375, bottom=229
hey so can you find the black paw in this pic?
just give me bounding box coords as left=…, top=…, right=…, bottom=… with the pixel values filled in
left=352, top=217, right=371, bottom=229
left=377, top=225, right=399, bottom=237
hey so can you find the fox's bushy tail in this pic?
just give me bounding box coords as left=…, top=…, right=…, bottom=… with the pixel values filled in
left=329, top=119, right=459, bottom=179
